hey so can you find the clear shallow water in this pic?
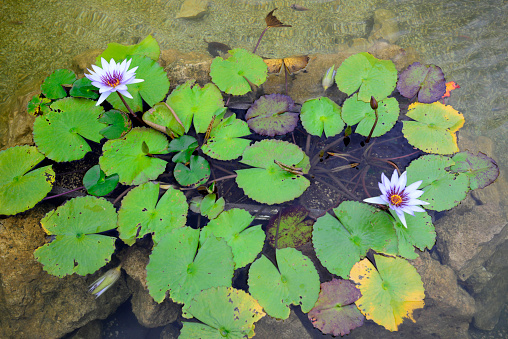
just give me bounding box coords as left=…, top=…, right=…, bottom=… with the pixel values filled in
left=0, top=0, right=506, bottom=337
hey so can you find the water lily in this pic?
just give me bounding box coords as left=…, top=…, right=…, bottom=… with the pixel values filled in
left=89, top=265, right=121, bottom=298
left=363, top=169, right=429, bottom=227
left=85, top=58, right=144, bottom=106
left=322, top=65, right=336, bottom=91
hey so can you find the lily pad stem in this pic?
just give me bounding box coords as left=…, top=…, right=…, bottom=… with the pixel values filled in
left=253, top=27, right=269, bottom=54
left=207, top=174, right=237, bottom=184
left=43, top=186, right=85, bottom=200
left=365, top=108, right=378, bottom=144
left=117, top=92, right=143, bottom=124
left=163, top=102, right=185, bottom=131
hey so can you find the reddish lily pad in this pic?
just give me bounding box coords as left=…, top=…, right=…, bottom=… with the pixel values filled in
left=245, top=94, right=299, bottom=136
left=308, top=279, right=364, bottom=336
left=450, top=150, right=499, bottom=190
left=266, top=205, right=314, bottom=248
left=397, top=62, right=446, bottom=103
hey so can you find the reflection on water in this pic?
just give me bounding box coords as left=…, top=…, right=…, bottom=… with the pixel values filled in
left=0, top=0, right=506, bottom=338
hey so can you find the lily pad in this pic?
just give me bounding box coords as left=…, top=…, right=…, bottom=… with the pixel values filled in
left=41, top=69, right=76, bottom=99
left=245, top=94, right=299, bottom=136
left=166, top=135, right=199, bottom=163
left=0, top=145, right=54, bottom=215
left=335, top=52, right=397, bottom=102
left=266, top=205, right=314, bottom=249
left=236, top=140, right=310, bottom=205
left=402, top=102, right=464, bottom=154
left=397, top=62, right=446, bottom=103
left=165, top=80, right=225, bottom=133
left=201, top=208, right=265, bottom=269
left=33, top=97, right=105, bottom=161
left=201, top=113, right=252, bottom=161
left=27, top=95, right=51, bottom=116
left=196, top=193, right=225, bottom=219
left=146, top=227, right=234, bottom=308
left=312, top=201, right=397, bottom=278
left=406, top=154, right=469, bottom=211
left=117, top=182, right=187, bottom=245
left=33, top=196, right=117, bottom=277
left=69, top=77, right=100, bottom=100
left=390, top=210, right=436, bottom=260
left=248, top=247, right=320, bottom=319
left=99, top=35, right=160, bottom=63
left=142, top=102, right=185, bottom=137
left=210, top=48, right=268, bottom=96
left=83, top=165, right=119, bottom=197
left=341, top=95, right=399, bottom=137
left=300, top=97, right=344, bottom=138
left=174, top=155, right=210, bottom=187
left=450, top=150, right=499, bottom=190
left=181, top=286, right=265, bottom=339
left=308, top=279, right=364, bottom=336
left=98, top=109, right=132, bottom=139
left=350, top=255, right=425, bottom=331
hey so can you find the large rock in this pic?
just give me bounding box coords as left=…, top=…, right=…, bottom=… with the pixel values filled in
left=253, top=309, right=312, bottom=339
left=175, top=0, right=208, bottom=19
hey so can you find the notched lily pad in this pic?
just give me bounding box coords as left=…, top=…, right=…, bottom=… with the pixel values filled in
left=300, top=97, right=344, bottom=138
left=83, top=165, right=119, bottom=196
left=397, top=62, right=446, bottom=103
left=143, top=102, right=185, bottom=137
left=167, top=135, right=198, bottom=164
left=266, top=205, right=314, bottom=248
left=191, top=193, right=225, bottom=219
left=69, top=77, right=100, bottom=100
left=245, top=94, right=298, bottom=136
left=41, top=69, right=76, bottom=99
left=27, top=95, right=52, bottom=116
left=98, top=35, right=160, bottom=62
left=450, top=150, right=499, bottom=190
left=98, top=110, right=132, bottom=139
left=174, top=155, right=210, bottom=187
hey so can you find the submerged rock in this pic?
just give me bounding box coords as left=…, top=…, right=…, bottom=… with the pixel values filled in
left=176, top=0, right=208, bottom=19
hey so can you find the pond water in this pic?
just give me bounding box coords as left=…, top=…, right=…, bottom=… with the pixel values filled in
left=0, top=0, right=506, bottom=338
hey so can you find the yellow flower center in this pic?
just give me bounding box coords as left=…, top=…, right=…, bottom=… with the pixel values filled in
left=390, top=194, right=403, bottom=206
left=107, top=78, right=120, bottom=87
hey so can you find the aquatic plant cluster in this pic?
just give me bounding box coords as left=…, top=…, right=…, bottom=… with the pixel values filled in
left=0, top=27, right=499, bottom=337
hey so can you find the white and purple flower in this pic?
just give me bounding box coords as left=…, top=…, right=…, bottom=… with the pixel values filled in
left=364, top=169, right=429, bottom=228
left=85, top=58, right=144, bottom=106
left=89, top=265, right=122, bottom=298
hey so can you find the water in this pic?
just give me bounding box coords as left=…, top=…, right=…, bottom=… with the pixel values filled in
left=0, top=0, right=506, bottom=338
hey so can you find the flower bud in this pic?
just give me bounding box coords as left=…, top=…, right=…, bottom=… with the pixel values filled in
left=370, top=96, right=378, bottom=110
left=89, top=265, right=121, bottom=298
left=322, top=65, right=336, bottom=91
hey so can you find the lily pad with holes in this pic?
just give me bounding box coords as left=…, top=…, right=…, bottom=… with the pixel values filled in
left=300, top=97, right=344, bottom=138
left=312, top=201, right=397, bottom=278
left=98, top=110, right=132, bottom=139
left=390, top=209, right=436, bottom=260
left=181, top=286, right=265, bottom=339
left=142, top=102, right=185, bottom=137
left=397, top=62, right=446, bottom=103
left=266, top=205, right=313, bottom=249
left=27, top=95, right=52, bottom=116
left=402, top=102, right=464, bottom=154
left=201, top=208, right=265, bottom=269
left=210, top=48, right=268, bottom=96
left=33, top=196, right=117, bottom=277
left=69, top=77, right=99, bottom=100
left=83, top=165, right=119, bottom=197
left=146, top=227, right=234, bottom=309
left=117, top=182, right=187, bottom=245
left=174, top=155, right=210, bottom=187
left=248, top=247, right=320, bottom=319
left=100, top=127, right=169, bottom=185
left=41, top=69, right=76, bottom=100
left=245, top=94, right=298, bottom=136
left=201, top=113, right=252, bottom=161
left=98, top=35, right=160, bottom=63
left=341, top=95, right=399, bottom=137
left=0, top=146, right=55, bottom=215
left=350, top=255, right=425, bottom=331
left=165, top=80, right=225, bottom=133
left=33, top=97, right=105, bottom=162
left=235, top=140, right=310, bottom=205
left=406, top=154, right=469, bottom=211
left=167, top=135, right=199, bottom=163
left=335, top=52, right=397, bottom=102
left=450, top=151, right=499, bottom=190
left=308, top=279, right=364, bottom=336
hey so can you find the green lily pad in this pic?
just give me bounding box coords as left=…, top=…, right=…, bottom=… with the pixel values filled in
left=181, top=286, right=265, bottom=339
left=308, top=279, right=364, bottom=336
left=146, top=227, right=234, bottom=308
left=201, top=208, right=265, bottom=269
left=248, top=247, right=320, bottom=319
left=142, top=102, right=185, bottom=137
left=98, top=109, right=132, bottom=140
left=167, top=135, right=199, bottom=163
left=450, top=150, right=499, bottom=190
left=165, top=80, right=225, bottom=133
left=33, top=196, right=117, bottom=277
left=390, top=209, right=436, bottom=260
left=312, top=201, right=397, bottom=278
left=300, top=97, right=344, bottom=138
left=196, top=194, right=225, bottom=219
left=341, top=95, right=399, bottom=137
left=350, top=255, right=425, bottom=331
left=99, top=127, right=169, bottom=185
left=98, top=35, right=160, bottom=63
left=41, top=69, right=76, bottom=100
left=406, top=154, right=469, bottom=211
left=266, top=205, right=314, bottom=249
left=335, top=52, right=397, bottom=102
left=0, top=145, right=54, bottom=215
left=117, top=182, right=187, bottom=245
left=174, top=155, right=210, bottom=187
left=210, top=48, right=268, bottom=96
left=33, top=97, right=105, bottom=162
left=236, top=140, right=310, bottom=205
left=201, top=113, right=252, bottom=161
left=104, top=54, right=169, bottom=112
left=27, top=95, right=51, bottom=116
left=245, top=94, right=299, bottom=136
left=83, top=165, right=119, bottom=197
left=69, top=77, right=100, bottom=100
left=402, top=102, right=464, bottom=154
left=397, top=62, right=446, bottom=103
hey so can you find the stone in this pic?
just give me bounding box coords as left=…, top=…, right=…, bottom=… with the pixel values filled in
left=69, top=320, right=102, bottom=339
left=175, top=0, right=208, bottom=19
left=368, top=9, right=399, bottom=44
left=161, top=49, right=212, bottom=89
left=253, top=309, right=312, bottom=339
